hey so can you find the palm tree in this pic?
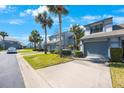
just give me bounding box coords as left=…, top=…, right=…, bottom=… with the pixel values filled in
left=47, top=5, right=68, bottom=57
left=69, top=24, right=85, bottom=50
left=29, top=30, right=42, bottom=49
left=35, top=12, right=53, bottom=54
left=29, top=35, right=34, bottom=48
left=0, top=32, right=8, bottom=49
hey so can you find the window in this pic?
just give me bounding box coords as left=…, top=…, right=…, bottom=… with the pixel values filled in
left=90, top=24, right=103, bottom=34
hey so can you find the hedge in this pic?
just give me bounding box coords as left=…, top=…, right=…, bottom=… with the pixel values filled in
left=49, top=50, right=59, bottom=54
left=110, top=48, right=123, bottom=62
left=74, top=50, right=83, bottom=57
left=49, top=50, right=55, bottom=54
left=33, top=48, right=44, bottom=51
left=61, top=49, right=72, bottom=56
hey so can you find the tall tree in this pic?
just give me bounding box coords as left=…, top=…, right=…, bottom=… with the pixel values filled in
left=35, top=12, right=53, bottom=54
left=69, top=24, right=85, bottom=50
left=29, top=30, right=42, bottom=49
left=47, top=5, right=68, bottom=57
left=0, top=32, right=8, bottom=49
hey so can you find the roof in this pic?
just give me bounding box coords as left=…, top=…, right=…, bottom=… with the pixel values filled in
left=113, top=24, right=124, bottom=30
left=0, top=36, right=25, bottom=46
left=47, top=40, right=59, bottom=44
left=81, top=29, right=124, bottom=40
left=84, top=17, right=113, bottom=27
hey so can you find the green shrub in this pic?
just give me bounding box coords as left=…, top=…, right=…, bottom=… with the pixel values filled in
left=0, top=45, right=3, bottom=51
left=0, top=48, right=3, bottom=51
left=33, top=48, right=44, bottom=51
left=49, top=50, right=59, bottom=54
left=33, top=49, right=38, bottom=51
left=74, top=50, right=83, bottom=57
left=68, top=45, right=73, bottom=50
left=110, top=48, right=123, bottom=62
left=54, top=50, right=60, bottom=54
left=62, top=49, right=72, bottom=56
left=50, top=50, right=55, bottom=54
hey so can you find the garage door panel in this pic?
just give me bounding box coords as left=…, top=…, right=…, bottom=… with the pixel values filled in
left=84, top=41, right=108, bottom=58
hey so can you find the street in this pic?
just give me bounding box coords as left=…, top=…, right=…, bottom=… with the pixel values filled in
left=0, top=51, right=25, bottom=88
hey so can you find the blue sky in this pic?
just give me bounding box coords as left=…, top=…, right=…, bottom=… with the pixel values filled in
left=0, top=5, right=124, bottom=45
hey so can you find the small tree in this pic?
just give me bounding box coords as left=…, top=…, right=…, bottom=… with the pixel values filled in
left=0, top=32, right=8, bottom=49
left=69, top=24, right=85, bottom=50
left=29, top=30, right=42, bottom=49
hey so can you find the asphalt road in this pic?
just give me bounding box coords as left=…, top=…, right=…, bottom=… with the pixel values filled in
left=0, top=51, right=25, bottom=88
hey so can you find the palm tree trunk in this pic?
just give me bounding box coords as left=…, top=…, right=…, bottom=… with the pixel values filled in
left=34, top=42, right=36, bottom=49
left=76, top=40, right=80, bottom=50
left=44, top=26, right=47, bottom=54
left=59, top=13, right=62, bottom=57
left=74, top=35, right=77, bottom=50
left=3, top=37, right=5, bottom=50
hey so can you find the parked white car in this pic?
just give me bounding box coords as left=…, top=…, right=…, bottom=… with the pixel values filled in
left=7, top=47, right=17, bottom=54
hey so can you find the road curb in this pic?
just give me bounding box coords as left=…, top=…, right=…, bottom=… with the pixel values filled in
left=16, top=54, right=51, bottom=88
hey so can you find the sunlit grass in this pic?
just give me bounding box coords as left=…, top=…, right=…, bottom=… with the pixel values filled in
left=110, top=62, right=124, bottom=88
left=17, top=49, right=33, bottom=53
left=24, top=54, right=73, bottom=69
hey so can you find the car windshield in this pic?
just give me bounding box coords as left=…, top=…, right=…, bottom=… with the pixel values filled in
left=8, top=47, right=16, bottom=50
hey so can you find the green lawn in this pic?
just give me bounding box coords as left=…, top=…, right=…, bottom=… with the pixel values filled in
left=110, top=62, right=124, bottom=88
left=24, top=54, right=73, bottom=69
left=17, top=49, right=33, bottom=53
left=0, top=48, right=3, bottom=51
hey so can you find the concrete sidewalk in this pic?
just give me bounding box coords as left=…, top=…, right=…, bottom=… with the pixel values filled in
left=17, top=54, right=112, bottom=88
left=16, top=54, right=51, bottom=88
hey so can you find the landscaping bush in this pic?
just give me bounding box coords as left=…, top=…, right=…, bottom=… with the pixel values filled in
left=110, top=48, right=123, bottom=62
left=74, top=50, right=83, bottom=57
left=0, top=48, right=3, bottom=51
left=49, top=50, right=59, bottom=54
left=33, top=49, right=38, bottom=51
left=37, top=49, right=44, bottom=51
left=50, top=50, right=55, bottom=54
left=62, top=49, right=72, bottom=56
left=33, top=48, right=44, bottom=51
left=0, top=45, right=3, bottom=51
left=54, top=50, right=60, bottom=54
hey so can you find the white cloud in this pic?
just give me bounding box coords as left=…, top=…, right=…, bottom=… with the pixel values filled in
left=0, top=5, right=7, bottom=9
left=113, top=16, right=124, bottom=24
left=0, top=6, right=16, bottom=14
left=11, top=34, right=29, bottom=45
left=81, top=14, right=124, bottom=24
left=20, top=6, right=48, bottom=17
left=20, top=9, right=32, bottom=16
left=9, top=19, right=24, bottom=25
left=52, top=16, right=59, bottom=26
left=82, top=15, right=101, bottom=20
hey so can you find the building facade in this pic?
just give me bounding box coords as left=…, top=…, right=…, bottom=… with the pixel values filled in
left=47, top=31, right=74, bottom=51
left=0, top=37, right=24, bottom=49
left=80, top=17, right=124, bottom=59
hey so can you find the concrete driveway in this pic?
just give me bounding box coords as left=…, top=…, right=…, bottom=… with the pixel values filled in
left=36, top=60, right=112, bottom=88
left=0, top=51, right=25, bottom=88
left=17, top=54, right=112, bottom=88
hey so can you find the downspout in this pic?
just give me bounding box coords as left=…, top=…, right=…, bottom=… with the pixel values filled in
left=119, top=37, right=121, bottom=48
left=108, top=38, right=111, bottom=59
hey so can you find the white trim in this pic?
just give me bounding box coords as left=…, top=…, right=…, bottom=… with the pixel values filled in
left=83, top=38, right=107, bottom=43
